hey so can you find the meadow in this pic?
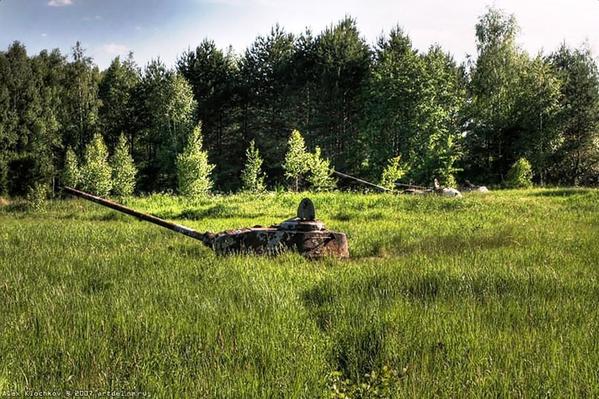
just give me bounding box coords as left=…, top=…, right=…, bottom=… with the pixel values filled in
left=1, top=189, right=598, bottom=397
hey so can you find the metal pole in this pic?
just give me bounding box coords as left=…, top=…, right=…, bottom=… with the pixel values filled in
left=394, top=182, right=429, bottom=190
left=63, top=187, right=212, bottom=245
left=332, top=171, right=392, bottom=192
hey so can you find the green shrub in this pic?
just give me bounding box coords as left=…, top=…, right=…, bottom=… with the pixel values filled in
left=111, top=134, right=137, bottom=197
left=80, top=133, right=112, bottom=196
left=26, top=182, right=48, bottom=212
left=176, top=124, right=214, bottom=198
left=62, top=146, right=81, bottom=188
left=506, top=158, right=533, bottom=188
left=283, top=129, right=309, bottom=191
left=240, top=140, right=266, bottom=193
left=307, top=146, right=336, bottom=192
left=380, top=156, right=408, bottom=190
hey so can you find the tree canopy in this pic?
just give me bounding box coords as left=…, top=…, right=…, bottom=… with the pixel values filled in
left=1, top=8, right=598, bottom=197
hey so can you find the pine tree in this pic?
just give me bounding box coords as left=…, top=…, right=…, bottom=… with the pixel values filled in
left=62, top=146, right=81, bottom=188
left=98, top=54, right=140, bottom=151
left=380, top=156, right=408, bottom=190
left=240, top=140, right=266, bottom=193
left=80, top=133, right=112, bottom=196
left=465, top=8, right=524, bottom=182
left=135, top=61, right=197, bottom=192
left=176, top=124, right=214, bottom=198
left=362, top=28, right=424, bottom=179
left=283, top=130, right=309, bottom=191
left=307, top=147, right=336, bottom=192
left=111, top=134, right=137, bottom=197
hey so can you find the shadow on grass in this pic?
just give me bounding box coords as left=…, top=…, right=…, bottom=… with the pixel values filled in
left=82, top=276, right=113, bottom=294
left=356, top=229, right=517, bottom=259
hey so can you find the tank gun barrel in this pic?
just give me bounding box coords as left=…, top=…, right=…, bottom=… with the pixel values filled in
left=63, top=187, right=213, bottom=246
left=332, top=170, right=391, bottom=192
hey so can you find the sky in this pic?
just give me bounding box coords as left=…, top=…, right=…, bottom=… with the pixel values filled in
left=0, top=0, right=598, bottom=69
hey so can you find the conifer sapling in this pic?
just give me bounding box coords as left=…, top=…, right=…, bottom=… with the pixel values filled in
left=241, top=140, right=266, bottom=193
left=111, top=133, right=137, bottom=197
left=176, top=123, right=215, bottom=198
left=80, top=133, right=113, bottom=196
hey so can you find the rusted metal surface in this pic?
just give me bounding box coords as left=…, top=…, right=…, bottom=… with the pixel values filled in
left=63, top=187, right=349, bottom=259
left=211, top=227, right=349, bottom=259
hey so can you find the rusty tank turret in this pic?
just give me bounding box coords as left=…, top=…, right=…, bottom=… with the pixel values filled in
left=63, top=187, right=349, bottom=259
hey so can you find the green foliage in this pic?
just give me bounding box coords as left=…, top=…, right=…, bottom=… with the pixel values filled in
left=98, top=54, right=140, bottom=150
left=306, top=147, right=336, bottom=192
left=0, top=42, right=62, bottom=196
left=380, top=156, right=408, bottom=190
left=283, top=130, right=310, bottom=191
left=25, top=182, right=48, bottom=212
left=549, top=44, right=599, bottom=185
left=110, top=134, right=137, bottom=197
left=414, top=46, right=465, bottom=186
left=80, top=133, right=112, bottom=196
left=177, top=40, right=239, bottom=190
left=176, top=124, right=214, bottom=198
left=327, top=366, right=405, bottom=399
left=240, top=140, right=266, bottom=193
left=2, top=13, right=599, bottom=194
left=506, top=158, right=533, bottom=188
left=62, top=146, right=81, bottom=188
left=362, top=28, right=424, bottom=178
left=512, top=56, right=562, bottom=185
left=311, top=17, right=371, bottom=173
left=62, top=42, right=102, bottom=154
left=135, top=61, right=197, bottom=191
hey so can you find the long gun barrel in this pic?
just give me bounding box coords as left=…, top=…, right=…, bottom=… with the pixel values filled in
left=332, top=171, right=391, bottom=192
left=63, top=187, right=214, bottom=246
left=63, top=187, right=349, bottom=258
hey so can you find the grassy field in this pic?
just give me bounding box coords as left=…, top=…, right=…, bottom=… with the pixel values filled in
left=1, top=189, right=598, bottom=397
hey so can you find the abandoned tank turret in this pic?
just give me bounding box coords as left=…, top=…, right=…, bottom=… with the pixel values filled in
left=63, top=187, right=349, bottom=259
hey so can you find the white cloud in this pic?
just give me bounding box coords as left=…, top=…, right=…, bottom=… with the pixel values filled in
left=48, top=0, right=73, bottom=7
left=41, top=33, right=48, bottom=37
left=102, top=43, right=129, bottom=55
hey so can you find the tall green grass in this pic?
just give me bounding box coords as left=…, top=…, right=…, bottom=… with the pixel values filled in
left=1, top=189, right=598, bottom=397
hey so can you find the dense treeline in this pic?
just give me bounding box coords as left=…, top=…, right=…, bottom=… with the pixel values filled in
left=1, top=8, right=598, bottom=196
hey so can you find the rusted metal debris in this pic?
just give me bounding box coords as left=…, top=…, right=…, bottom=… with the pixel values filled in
left=63, top=187, right=349, bottom=259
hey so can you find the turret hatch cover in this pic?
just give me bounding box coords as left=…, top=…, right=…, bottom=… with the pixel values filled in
left=297, top=198, right=316, bottom=220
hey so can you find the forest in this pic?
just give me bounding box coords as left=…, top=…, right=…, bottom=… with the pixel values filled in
left=1, top=7, right=598, bottom=197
